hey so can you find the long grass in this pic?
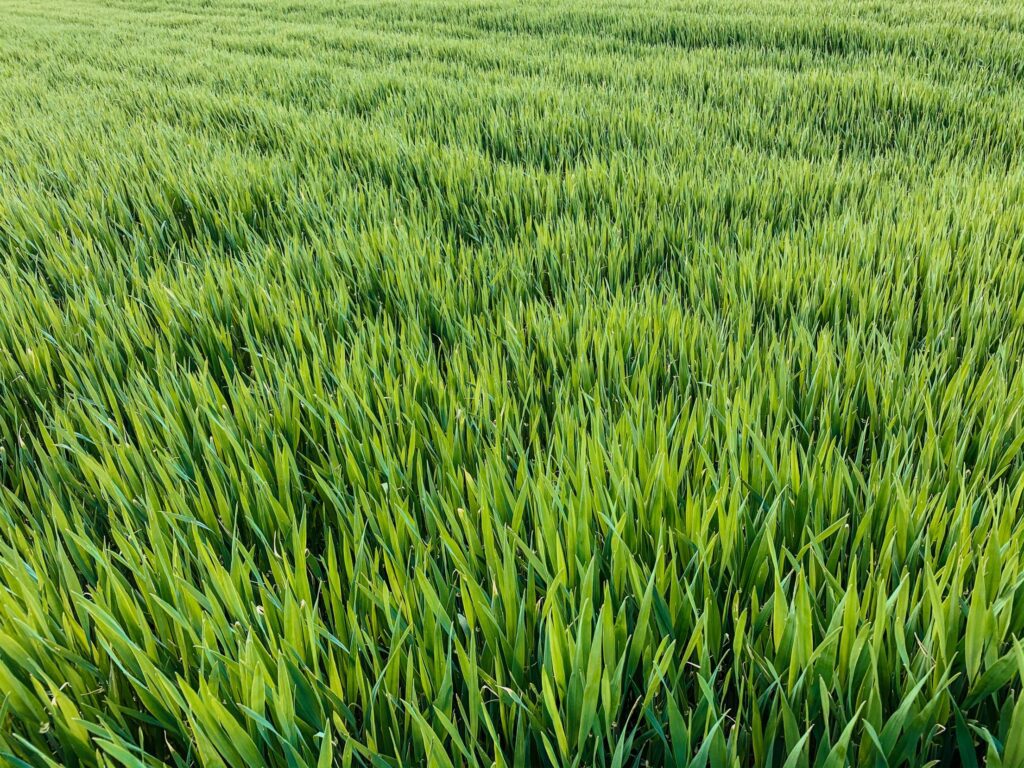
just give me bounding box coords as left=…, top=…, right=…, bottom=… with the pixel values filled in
left=1, top=0, right=1024, bottom=765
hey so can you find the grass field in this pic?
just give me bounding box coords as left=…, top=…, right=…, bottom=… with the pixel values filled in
left=1, top=0, right=1024, bottom=766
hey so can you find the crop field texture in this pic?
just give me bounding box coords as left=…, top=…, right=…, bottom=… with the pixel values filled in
left=1, top=0, right=1024, bottom=766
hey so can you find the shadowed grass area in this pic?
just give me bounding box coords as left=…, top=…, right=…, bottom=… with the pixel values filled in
left=1, top=0, right=1023, bottom=766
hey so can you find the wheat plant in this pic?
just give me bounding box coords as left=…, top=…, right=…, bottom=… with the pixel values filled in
left=1, top=0, right=1024, bottom=766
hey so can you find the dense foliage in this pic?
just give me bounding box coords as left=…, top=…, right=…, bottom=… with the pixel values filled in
left=1, top=0, right=1024, bottom=765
